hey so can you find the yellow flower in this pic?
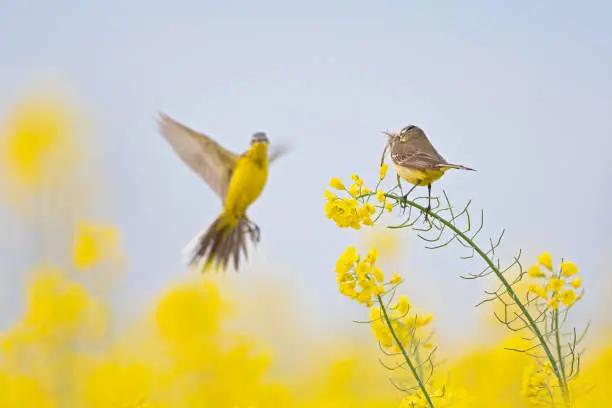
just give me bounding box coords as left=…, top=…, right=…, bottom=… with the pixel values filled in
left=324, top=189, right=336, bottom=200
left=1, top=96, right=77, bottom=188
left=375, top=189, right=385, bottom=203
left=379, top=163, right=389, bottom=179
left=72, top=221, right=122, bottom=270
left=537, top=252, right=553, bottom=270
left=329, top=177, right=345, bottom=190
left=548, top=295, right=559, bottom=310
left=416, top=313, right=434, bottom=327
left=547, top=277, right=565, bottom=293
left=338, top=281, right=357, bottom=299
left=389, top=272, right=402, bottom=285
left=393, top=296, right=410, bottom=315
left=356, top=288, right=373, bottom=307
left=350, top=174, right=364, bottom=187
left=561, top=261, right=578, bottom=277
left=527, top=265, right=545, bottom=278
left=570, top=278, right=582, bottom=288
left=348, top=183, right=360, bottom=197
left=334, top=247, right=358, bottom=277
left=364, top=247, right=380, bottom=264
left=528, top=284, right=548, bottom=300
left=543, top=361, right=553, bottom=376
left=361, top=187, right=371, bottom=194
left=560, top=289, right=577, bottom=307
left=384, top=201, right=393, bottom=212
left=372, top=267, right=384, bottom=283
left=354, top=261, right=372, bottom=280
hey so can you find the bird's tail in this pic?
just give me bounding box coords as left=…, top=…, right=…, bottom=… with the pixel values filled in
left=181, top=211, right=260, bottom=272
left=439, top=163, right=476, bottom=171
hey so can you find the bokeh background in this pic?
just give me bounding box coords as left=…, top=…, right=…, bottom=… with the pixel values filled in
left=1, top=1, right=611, bottom=406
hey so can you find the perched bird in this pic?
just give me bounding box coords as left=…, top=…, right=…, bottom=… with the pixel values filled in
left=157, top=113, right=286, bottom=272
left=381, top=125, right=474, bottom=214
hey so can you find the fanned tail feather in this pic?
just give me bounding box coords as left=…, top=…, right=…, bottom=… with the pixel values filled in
left=182, top=213, right=260, bottom=272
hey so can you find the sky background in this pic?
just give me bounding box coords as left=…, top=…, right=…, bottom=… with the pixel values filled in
left=1, top=1, right=611, bottom=348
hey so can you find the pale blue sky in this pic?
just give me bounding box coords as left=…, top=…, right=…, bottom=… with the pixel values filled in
left=1, top=1, right=611, bottom=346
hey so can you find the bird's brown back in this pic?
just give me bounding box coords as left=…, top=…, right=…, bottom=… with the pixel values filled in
left=390, top=126, right=448, bottom=171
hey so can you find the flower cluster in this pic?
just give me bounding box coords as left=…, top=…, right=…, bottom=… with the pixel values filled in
left=521, top=362, right=556, bottom=406
left=334, top=246, right=386, bottom=307
left=324, top=166, right=393, bottom=230
left=526, top=252, right=583, bottom=309
left=369, top=296, right=434, bottom=353
left=399, top=384, right=451, bottom=408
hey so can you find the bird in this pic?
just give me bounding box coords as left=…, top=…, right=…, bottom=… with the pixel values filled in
left=381, top=125, right=474, bottom=216
left=157, top=113, right=286, bottom=272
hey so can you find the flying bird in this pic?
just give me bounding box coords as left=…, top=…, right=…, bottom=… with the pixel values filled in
left=157, top=113, right=286, bottom=272
left=381, top=125, right=474, bottom=215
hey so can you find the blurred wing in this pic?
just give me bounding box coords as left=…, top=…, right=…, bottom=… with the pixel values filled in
left=268, top=143, right=290, bottom=164
left=158, top=113, right=239, bottom=200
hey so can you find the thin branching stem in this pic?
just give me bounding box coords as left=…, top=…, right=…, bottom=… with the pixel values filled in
left=379, top=192, right=570, bottom=400
left=377, top=294, right=434, bottom=408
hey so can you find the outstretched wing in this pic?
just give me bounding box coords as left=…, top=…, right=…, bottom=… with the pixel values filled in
left=158, top=113, right=239, bottom=200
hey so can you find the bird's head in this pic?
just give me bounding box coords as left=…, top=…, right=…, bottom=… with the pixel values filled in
left=251, top=132, right=270, bottom=145
left=398, top=125, right=422, bottom=142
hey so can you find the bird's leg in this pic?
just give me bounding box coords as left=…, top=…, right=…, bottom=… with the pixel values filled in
left=397, top=175, right=407, bottom=212
left=401, top=183, right=418, bottom=213
left=243, top=218, right=261, bottom=242
left=424, top=184, right=432, bottom=223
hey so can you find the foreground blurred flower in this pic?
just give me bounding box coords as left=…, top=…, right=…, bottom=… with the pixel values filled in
left=73, top=221, right=123, bottom=270
left=1, top=95, right=79, bottom=190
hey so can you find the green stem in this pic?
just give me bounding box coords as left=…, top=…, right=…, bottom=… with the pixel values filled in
left=381, top=193, right=569, bottom=399
left=554, top=304, right=570, bottom=405
left=377, top=294, right=435, bottom=408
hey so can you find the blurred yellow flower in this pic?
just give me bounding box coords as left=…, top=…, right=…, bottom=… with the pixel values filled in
left=547, top=277, right=565, bottom=293
left=537, top=252, right=553, bottom=270
left=561, top=261, right=578, bottom=277
left=324, top=189, right=336, bottom=200
left=570, top=278, right=582, bottom=288
left=375, top=189, right=385, bottom=203
left=0, top=372, right=54, bottom=408
left=389, top=273, right=402, bottom=285
left=84, top=362, right=153, bottom=408
left=329, top=177, right=345, bottom=190
left=73, top=221, right=122, bottom=270
left=560, top=289, right=578, bottom=307
left=528, top=284, right=548, bottom=300
left=348, top=183, right=360, bottom=197
left=393, top=295, right=410, bottom=315
left=379, top=163, right=388, bottom=179
left=372, top=267, right=384, bottom=283
left=548, top=295, right=559, bottom=310
left=1, top=96, right=77, bottom=189
left=350, top=174, right=364, bottom=187
left=527, top=265, right=545, bottom=278
left=384, top=201, right=393, bottom=212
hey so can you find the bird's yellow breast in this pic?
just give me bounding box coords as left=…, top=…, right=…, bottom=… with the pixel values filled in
left=394, top=164, right=446, bottom=186
left=224, top=143, right=269, bottom=217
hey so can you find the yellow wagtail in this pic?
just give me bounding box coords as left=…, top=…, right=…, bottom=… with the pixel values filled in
left=158, top=113, right=286, bottom=271
left=381, top=125, right=474, bottom=214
